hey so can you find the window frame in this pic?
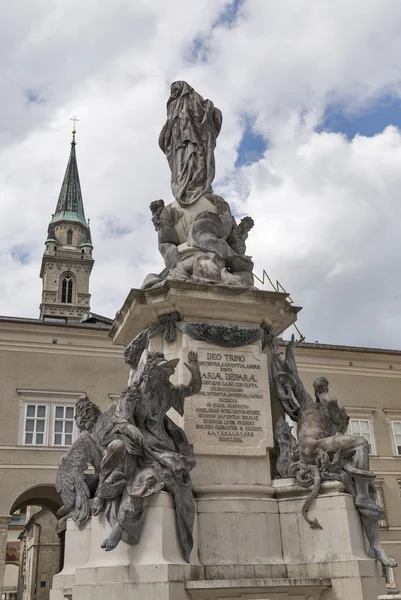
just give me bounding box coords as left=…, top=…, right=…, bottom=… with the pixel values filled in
left=23, top=403, right=48, bottom=446
left=52, top=404, right=76, bottom=447
left=58, top=271, right=76, bottom=305
left=382, top=563, right=396, bottom=589
left=391, top=420, right=401, bottom=457
left=345, top=408, right=377, bottom=456
left=17, top=390, right=84, bottom=449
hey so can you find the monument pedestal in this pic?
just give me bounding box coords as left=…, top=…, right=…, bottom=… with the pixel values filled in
left=60, top=492, right=202, bottom=600
left=51, top=283, right=387, bottom=600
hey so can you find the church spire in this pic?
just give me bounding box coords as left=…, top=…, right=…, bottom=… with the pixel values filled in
left=52, top=124, right=88, bottom=228
left=40, top=124, right=94, bottom=323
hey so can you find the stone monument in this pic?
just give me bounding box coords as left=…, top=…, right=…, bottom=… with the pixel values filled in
left=51, top=82, right=392, bottom=600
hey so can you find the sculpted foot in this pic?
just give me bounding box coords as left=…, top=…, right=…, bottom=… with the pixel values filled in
left=91, top=497, right=105, bottom=516
left=101, top=524, right=123, bottom=551
left=368, top=547, right=398, bottom=567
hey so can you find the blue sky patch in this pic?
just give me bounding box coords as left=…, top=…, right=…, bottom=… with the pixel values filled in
left=11, top=245, right=31, bottom=265
left=235, top=118, right=267, bottom=167
left=186, top=0, right=243, bottom=64
left=317, top=94, right=401, bottom=139
left=187, top=36, right=209, bottom=64
left=213, top=0, right=244, bottom=28
left=25, top=88, right=45, bottom=105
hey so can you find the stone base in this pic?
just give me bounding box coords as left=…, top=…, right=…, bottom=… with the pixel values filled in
left=49, top=517, right=91, bottom=600
left=50, top=483, right=388, bottom=600
left=274, top=479, right=386, bottom=600
left=54, top=492, right=201, bottom=600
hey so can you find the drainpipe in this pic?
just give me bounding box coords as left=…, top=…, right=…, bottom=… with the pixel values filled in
left=33, top=522, right=41, bottom=600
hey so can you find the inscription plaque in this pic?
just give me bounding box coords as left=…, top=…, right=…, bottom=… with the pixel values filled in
left=185, top=343, right=272, bottom=456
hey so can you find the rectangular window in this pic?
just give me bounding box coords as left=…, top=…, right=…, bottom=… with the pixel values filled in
left=21, top=402, right=77, bottom=447
left=53, top=405, right=76, bottom=446
left=391, top=421, right=401, bottom=456
left=348, top=418, right=374, bottom=454
left=382, top=564, right=396, bottom=588
left=23, top=405, right=47, bottom=445
left=375, top=486, right=388, bottom=528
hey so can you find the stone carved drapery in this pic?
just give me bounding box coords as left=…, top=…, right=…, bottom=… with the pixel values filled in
left=124, top=313, right=271, bottom=372
left=159, top=81, right=222, bottom=206
left=55, top=351, right=202, bottom=562
left=142, top=82, right=255, bottom=290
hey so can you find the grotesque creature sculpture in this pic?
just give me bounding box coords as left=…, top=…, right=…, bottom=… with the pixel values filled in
left=142, top=81, right=255, bottom=290
left=56, top=351, right=201, bottom=562
left=267, top=330, right=397, bottom=568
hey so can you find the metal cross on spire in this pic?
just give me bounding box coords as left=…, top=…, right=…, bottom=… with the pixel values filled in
left=70, top=115, right=80, bottom=143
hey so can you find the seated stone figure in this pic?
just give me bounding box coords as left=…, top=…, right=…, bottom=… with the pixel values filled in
left=55, top=351, right=201, bottom=562
left=268, top=331, right=397, bottom=568
left=142, top=81, right=255, bottom=289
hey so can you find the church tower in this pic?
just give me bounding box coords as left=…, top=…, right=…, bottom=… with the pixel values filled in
left=39, top=127, right=94, bottom=322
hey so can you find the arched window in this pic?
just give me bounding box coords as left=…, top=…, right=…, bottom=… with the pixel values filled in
left=61, top=276, right=73, bottom=304
left=67, top=230, right=73, bottom=245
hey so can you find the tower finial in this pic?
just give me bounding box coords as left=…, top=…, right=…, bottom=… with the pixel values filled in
left=70, top=115, right=80, bottom=144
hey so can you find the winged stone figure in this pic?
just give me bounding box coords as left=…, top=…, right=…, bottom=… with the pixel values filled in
left=55, top=350, right=202, bottom=563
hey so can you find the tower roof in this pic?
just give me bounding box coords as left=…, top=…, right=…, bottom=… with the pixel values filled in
left=52, top=134, right=88, bottom=227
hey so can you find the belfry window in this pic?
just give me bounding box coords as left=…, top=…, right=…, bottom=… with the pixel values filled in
left=67, top=229, right=73, bottom=245
left=61, top=276, right=73, bottom=303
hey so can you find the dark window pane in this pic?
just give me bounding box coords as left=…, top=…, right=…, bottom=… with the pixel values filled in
left=61, top=278, right=67, bottom=303
left=67, top=279, right=73, bottom=303
left=37, top=406, right=46, bottom=418
left=26, top=406, right=35, bottom=417
left=66, top=407, right=74, bottom=419
left=25, top=433, right=33, bottom=444
left=54, top=434, right=62, bottom=445
left=55, top=407, right=64, bottom=418
left=55, top=421, right=63, bottom=433
left=35, top=433, right=44, bottom=444
left=65, top=434, right=72, bottom=446
left=36, top=420, right=45, bottom=433
left=65, top=421, right=73, bottom=434
left=25, top=420, right=34, bottom=432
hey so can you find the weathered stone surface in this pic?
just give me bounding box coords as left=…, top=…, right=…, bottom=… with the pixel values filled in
left=110, top=281, right=301, bottom=346
left=142, top=82, right=256, bottom=289
left=183, top=342, right=272, bottom=456
left=159, top=81, right=222, bottom=207
left=55, top=351, right=201, bottom=562
left=268, top=329, right=397, bottom=568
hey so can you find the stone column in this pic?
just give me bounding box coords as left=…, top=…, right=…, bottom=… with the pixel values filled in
left=0, top=515, right=11, bottom=597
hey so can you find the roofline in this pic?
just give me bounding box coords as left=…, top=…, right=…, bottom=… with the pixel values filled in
left=283, top=339, right=401, bottom=357
left=0, top=315, right=111, bottom=330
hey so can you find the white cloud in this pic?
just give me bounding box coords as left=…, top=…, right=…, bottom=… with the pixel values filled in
left=1, top=0, right=401, bottom=348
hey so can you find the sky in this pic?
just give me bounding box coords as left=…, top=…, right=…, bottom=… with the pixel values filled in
left=2, top=0, right=401, bottom=349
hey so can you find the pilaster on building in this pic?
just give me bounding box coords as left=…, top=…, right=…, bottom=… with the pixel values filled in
left=39, top=129, right=94, bottom=323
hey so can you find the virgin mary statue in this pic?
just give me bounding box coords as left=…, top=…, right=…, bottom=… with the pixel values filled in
left=158, top=81, right=223, bottom=206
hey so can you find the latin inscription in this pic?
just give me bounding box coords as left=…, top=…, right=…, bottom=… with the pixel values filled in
left=191, top=347, right=268, bottom=450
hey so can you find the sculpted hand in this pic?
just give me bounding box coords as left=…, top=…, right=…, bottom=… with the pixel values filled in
left=184, top=351, right=199, bottom=375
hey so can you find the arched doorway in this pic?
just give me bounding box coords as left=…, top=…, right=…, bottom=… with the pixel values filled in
left=9, top=485, right=62, bottom=517
left=6, top=485, right=64, bottom=600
